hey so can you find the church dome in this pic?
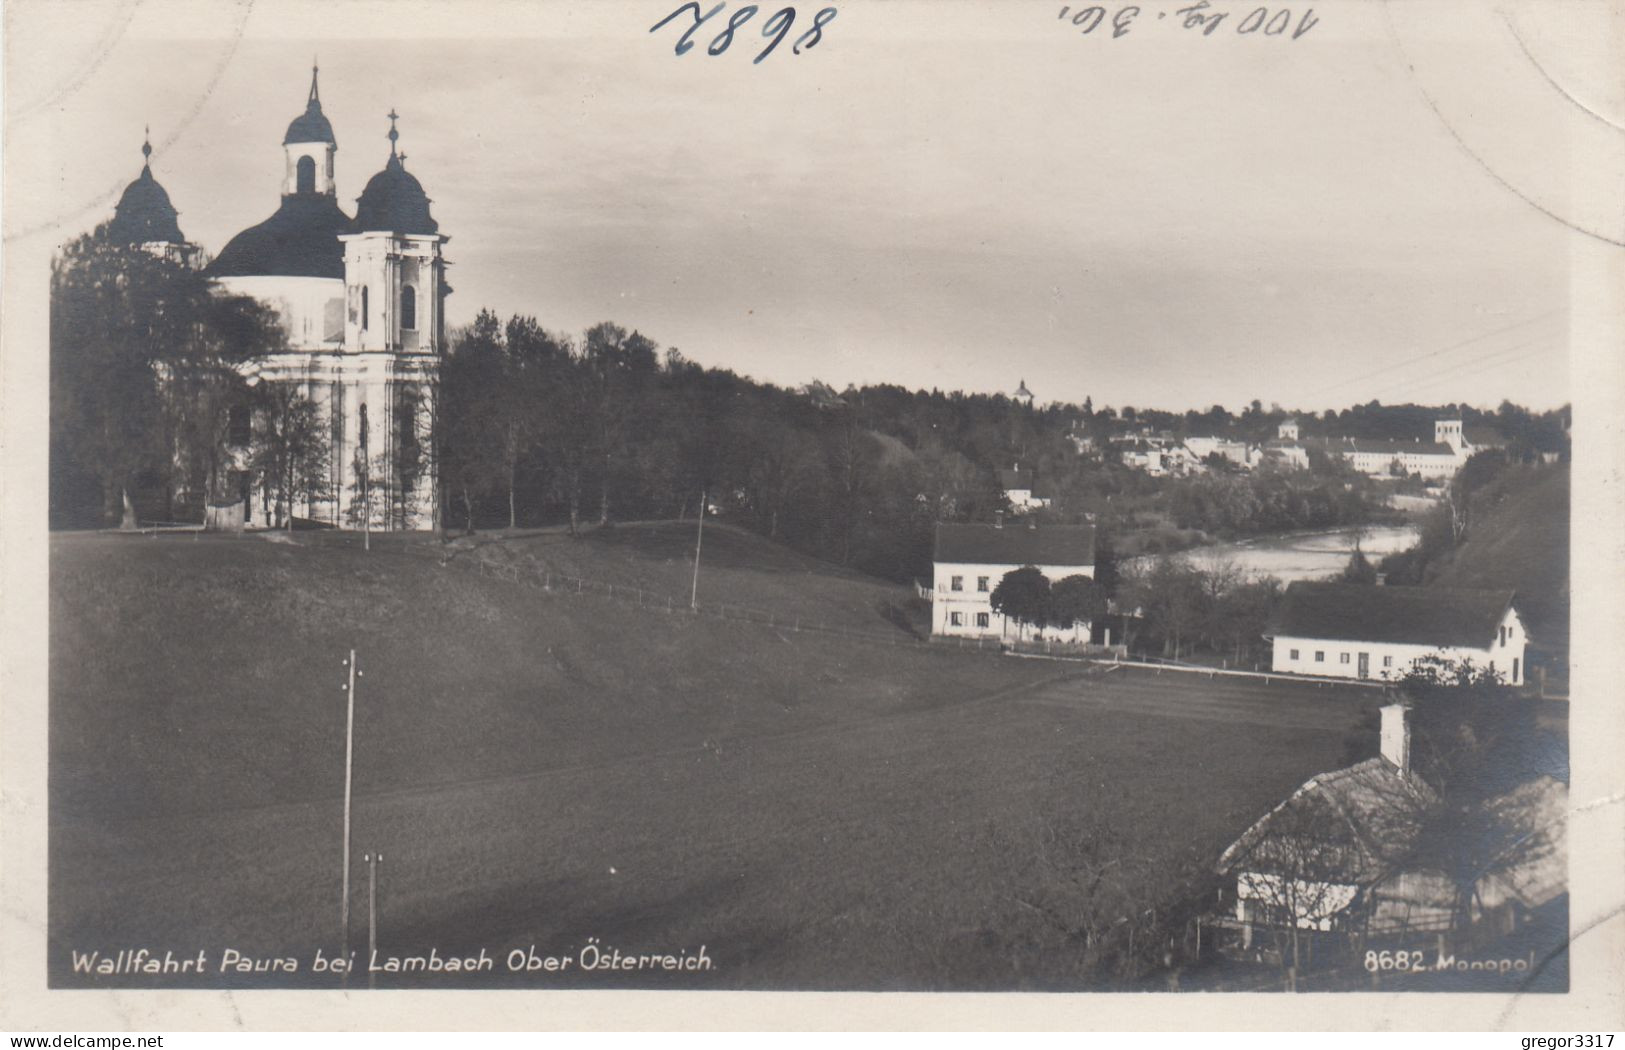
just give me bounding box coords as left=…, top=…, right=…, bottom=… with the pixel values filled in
left=353, top=153, right=438, bottom=235
left=108, top=138, right=185, bottom=245
left=353, top=115, right=438, bottom=235
left=207, top=195, right=353, bottom=279
left=283, top=67, right=336, bottom=145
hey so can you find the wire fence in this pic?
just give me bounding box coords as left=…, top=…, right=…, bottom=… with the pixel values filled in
left=400, top=541, right=934, bottom=650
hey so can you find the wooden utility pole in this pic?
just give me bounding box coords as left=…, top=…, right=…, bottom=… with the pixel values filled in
left=341, top=650, right=358, bottom=960
left=690, top=487, right=706, bottom=610
left=365, top=851, right=382, bottom=989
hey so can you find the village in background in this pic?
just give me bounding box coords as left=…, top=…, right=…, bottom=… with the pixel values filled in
left=47, top=68, right=1570, bottom=993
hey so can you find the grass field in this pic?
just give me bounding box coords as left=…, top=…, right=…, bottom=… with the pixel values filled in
left=49, top=528, right=1379, bottom=989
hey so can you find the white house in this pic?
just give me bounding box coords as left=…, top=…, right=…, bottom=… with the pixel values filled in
left=1184, top=435, right=1250, bottom=468
left=1268, top=582, right=1526, bottom=684
left=931, top=519, right=1094, bottom=642
left=999, top=464, right=1052, bottom=512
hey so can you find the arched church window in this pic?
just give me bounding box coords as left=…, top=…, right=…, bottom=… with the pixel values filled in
left=361, top=286, right=369, bottom=331
left=401, top=286, right=417, bottom=331
left=296, top=155, right=315, bottom=194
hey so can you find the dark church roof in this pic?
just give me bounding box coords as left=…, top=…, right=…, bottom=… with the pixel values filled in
left=353, top=152, right=438, bottom=235
left=284, top=66, right=336, bottom=145
left=206, top=194, right=353, bottom=279
left=108, top=138, right=185, bottom=245
left=934, top=522, right=1094, bottom=567
left=1269, top=582, right=1516, bottom=648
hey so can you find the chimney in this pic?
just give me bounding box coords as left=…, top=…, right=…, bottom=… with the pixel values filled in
left=994, top=511, right=1004, bottom=530
left=1379, top=702, right=1411, bottom=774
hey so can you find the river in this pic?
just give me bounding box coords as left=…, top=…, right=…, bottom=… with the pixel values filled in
left=1138, top=524, right=1422, bottom=584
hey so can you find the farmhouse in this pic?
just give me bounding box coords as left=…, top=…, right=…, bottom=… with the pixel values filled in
left=1217, top=704, right=1566, bottom=953
left=1268, top=582, right=1526, bottom=684
left=931, top=519, right=1094, bottom=641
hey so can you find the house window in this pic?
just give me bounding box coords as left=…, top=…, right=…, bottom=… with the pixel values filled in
left=950, top=612, right=964, bottom=627
left=1289, top=649, right=1299, bottom=661
left=401, top=285, right=417, bottom=331
left=1315, top=651, right=1324, bottom=663
left=977, top=576, right=989, bottom=592
left=1513, top=657, right=1519, bottom=682
left=951, top=575, right=963, bottom=592
left=296, top=155, right=315, bottom=194
left=976, top=612, right=990, bottom=628
left=1340, top=652, right=1350, bottom=665
left=1383, top=655, right=1393, bottom=668
left=361, top=286, right=370, bottom=331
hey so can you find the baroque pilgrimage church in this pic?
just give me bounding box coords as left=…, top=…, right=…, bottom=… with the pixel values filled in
left=104, top=66, right=446, bottom=530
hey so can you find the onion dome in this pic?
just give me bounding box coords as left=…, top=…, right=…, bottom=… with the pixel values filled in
left=283, top=64, right=336, bottom=146
left=108, top=132, right=185, bottom=244
left=352, top=111, right=438, bottom=235
left=206, top=194, right=353, bottom=278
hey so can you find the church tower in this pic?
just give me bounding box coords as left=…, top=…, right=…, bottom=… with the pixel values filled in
left=341, top=111, right=447, bottom=355
left=283, top=65, right=338, bottom=198
left=333, top=111, right=448, bottom=532
left=109, top=130, right=200, bottom=267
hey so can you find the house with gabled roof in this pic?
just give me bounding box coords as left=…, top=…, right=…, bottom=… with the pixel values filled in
left=1217, top=704, right=1566, bottom=955
left=1267, top=582, right=1526, bottom=684
left=931, top=519, right=1093, bottom=641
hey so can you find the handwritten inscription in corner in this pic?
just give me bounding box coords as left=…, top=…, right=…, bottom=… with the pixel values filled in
left=651, top=2, right=838, bottom=63
left=1057, top=2, right=1319, bottom=40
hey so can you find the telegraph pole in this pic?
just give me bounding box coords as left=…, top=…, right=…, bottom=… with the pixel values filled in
left=364, top=851, right=382, bottom=989
left=690, top=487, right=706, bottom=610
left=341, top=650, right=359, bottom=961
left=359, top=403, right=371, bottom=552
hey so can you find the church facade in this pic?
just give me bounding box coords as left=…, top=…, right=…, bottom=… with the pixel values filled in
left=105, top=67, right=448, bottom=531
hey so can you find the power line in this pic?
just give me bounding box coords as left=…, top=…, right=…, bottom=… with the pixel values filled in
left=1309, top=309, right=1561, bottom=400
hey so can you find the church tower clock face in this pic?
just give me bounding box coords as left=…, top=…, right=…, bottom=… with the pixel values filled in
left=195, top=67, right=450, bottom=533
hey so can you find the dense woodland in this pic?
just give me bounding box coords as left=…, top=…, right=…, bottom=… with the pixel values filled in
left=51, top=236, right=1571, bottom=640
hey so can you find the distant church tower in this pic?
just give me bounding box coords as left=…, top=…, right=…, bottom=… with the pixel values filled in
left=205, top=66, right=446, bottom=531
left=108, top=131, right=201, bottom=268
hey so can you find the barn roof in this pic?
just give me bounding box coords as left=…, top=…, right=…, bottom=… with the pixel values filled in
left=1217, top=757, right=1435, bottom=884
left=1270, top=582, right=1516, bottom=648
left=934, top=522, right=1093, bottom=567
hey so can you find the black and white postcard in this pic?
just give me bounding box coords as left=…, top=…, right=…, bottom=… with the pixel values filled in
left=3, top=0, right=1623, bottom=1032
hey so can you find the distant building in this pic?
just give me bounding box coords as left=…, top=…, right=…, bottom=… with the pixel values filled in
left=107, top=131, right=204, bottom=269
left=999, top=463, right=1052, bottom=512
left=1012, top=379, right=1035, bottom=407
left=1268, top=582, right=1526, bottom=684
left=1065, top=430, right=1096, bottom=455
left=1330, top=436, right=1461, bottom=479
left=931, top=519, right=1094, bottom=641
left=1277, top=417, right=1300, bottom=441
left=1251, top=439, right=1311, bottom=471
left=1183, top=436, right=1250, bottom=469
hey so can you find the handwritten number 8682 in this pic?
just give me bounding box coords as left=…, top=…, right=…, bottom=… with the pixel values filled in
left=651, top=2, right=838, bottom=63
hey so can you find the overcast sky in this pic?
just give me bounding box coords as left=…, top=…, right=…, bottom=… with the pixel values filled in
left=11, top=0, right=1620, bottom=412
